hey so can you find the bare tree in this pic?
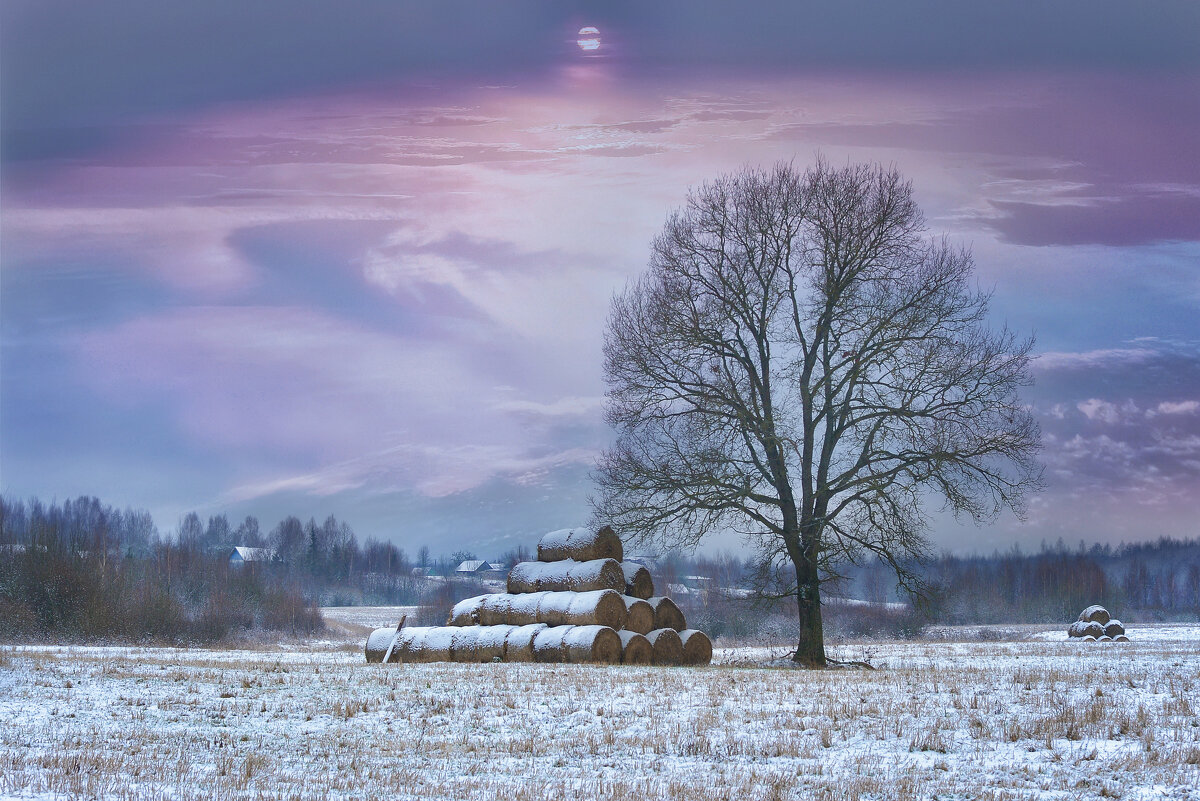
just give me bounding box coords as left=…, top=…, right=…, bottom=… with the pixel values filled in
left=593, top=159, right=1042, bottom=666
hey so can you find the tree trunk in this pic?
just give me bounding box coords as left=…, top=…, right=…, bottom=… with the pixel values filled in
left=792, top=547, right=826, bottom=667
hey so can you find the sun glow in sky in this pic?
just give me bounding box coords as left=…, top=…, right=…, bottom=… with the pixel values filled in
left=2, top=3, right=1199, bottom=554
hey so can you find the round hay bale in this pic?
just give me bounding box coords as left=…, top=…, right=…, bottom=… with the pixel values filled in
left=483, top=592, right=544, bottom=626
left=1097, top=635, right=1112, bottom=642
left=507, top=558, right=625, bottom=594
left=451, top=627, right=481, bottom=662
left=1082, top=621, right=1105, bottom=638
left=448, top=595, right=486, bottom=626
left=1067, top=621, right=1090, bottom=638
left=414, top=627, right=454, bottom=662
left=1081, top=634, right=1097, bottom=642
left=503, top=624, right=546, bottom=662
left=621, top=562, right=654, bottom=600
left=532, top=626, right=571, bottom=663
left=1103, top=620, right=1125, bottom=637
left=1078, top=605, right=1111, bottom=625
left=563, top=625, right=622, bottom=664
left=1114, top=634, right=1130, bottom=642
left=394, top=628, right=429, bottom=663
left=565, top=590, right=627, bottom=630
left=473, top=625, right=515, bottom=662
left=647, top=596, right=686, bottom=632
left=646, top=628, right=684, bottom=666
left=537, top=526, right=624, bottom=563
left=622, top=596, right=655, bottom=635
left=364, top=626, right=394, bottom=663
left=678, top=629, right=713, bottom=666
left=469, top=591, right=625, bottom=628
left=618, top=630, right=652, bottom=664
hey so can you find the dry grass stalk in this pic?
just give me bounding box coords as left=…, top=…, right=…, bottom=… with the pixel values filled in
left=507, top=559, right=625, bottom=594
left=536, top=525, right=623, bottom=563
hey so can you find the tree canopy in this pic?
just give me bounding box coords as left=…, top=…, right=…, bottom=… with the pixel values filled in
left=593, top=159, right=1042, bottom=666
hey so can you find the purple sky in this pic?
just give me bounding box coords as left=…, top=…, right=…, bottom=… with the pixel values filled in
left=3, top=3, right=1199, bottom=555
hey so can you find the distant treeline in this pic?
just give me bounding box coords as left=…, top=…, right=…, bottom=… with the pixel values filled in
left=2, top=495, right=1197, bottom=643
left=0, top=497, right=322, bottom=643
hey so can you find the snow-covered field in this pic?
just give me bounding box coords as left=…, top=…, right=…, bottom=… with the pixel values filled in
left=1, top=622, right=1198, bottom=800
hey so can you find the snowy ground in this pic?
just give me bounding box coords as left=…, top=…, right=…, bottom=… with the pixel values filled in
left=1, top=622, right=1198, bottom=800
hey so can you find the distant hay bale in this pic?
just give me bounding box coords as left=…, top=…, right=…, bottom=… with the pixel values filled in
left=621, top=562, right=654, bottom=599
left=618, top=630, right=652, bottom=665
left=1078, top=605, right=1111, bottom=625
left=1103, top=620, right=1125, bottom=637
left=562, top=625, right=622, bottom=664
left=622, top=596, right=655, bottom=635
left=678, top=629, right=713, bottom=666
left=1082, top=621, right=1105, bottom=638
left=1098, top=635, right=1113, bottom=642
left=504, top=624, right=547, bottom=662
left=507, top=558, right=625, bottom=594
left=1067, top=621, right=1090, bottom=638
left=537, top=526, right=624, bottom=563
left=1081, top=635, right=1097, bottom=642
left=647, top=596, right=686, bottom=632
left=646, top=628, right=684, bottom=666
left=1114, top=634, right=1130, bottom=642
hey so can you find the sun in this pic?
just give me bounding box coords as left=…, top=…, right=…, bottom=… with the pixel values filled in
left=577, top=26, right=601, bottom=52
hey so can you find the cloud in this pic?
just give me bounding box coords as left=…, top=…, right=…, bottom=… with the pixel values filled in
left=1077, top=399, right=1121, bottom=424
left=1152, top=400, right=1200, bottom=416
left=1034, top=348, right=1158, bottom=371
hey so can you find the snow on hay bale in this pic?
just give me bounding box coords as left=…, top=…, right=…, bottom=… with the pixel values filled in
left=646, top=628, right=684, bottom=665
left=647, top=596, right=686, bottom=632
left=450, top=590, right=628, bottom=629
left=507, top=558, right=625, bottom=594
left=618, top=630, right=652, bottom=665
left=1078, top=605, right=1111, bottom=625
left=621, top=596, right=655, bottom=635
left=536, top=526, right=623, bottom=563
left=1067, top=621, right=1090, bottom=638
left=678, top=629, right=713, bottom=666
left=532, top=625, right=622, bottom=664
left=1081, top=621, right=1105, bottom=639
left=504, top=624, right=547, bottom=662
left=1103, top=620, right=1125, bottom=637
left=621, top=561, right=654, bottom=600
left=1114, top=634, right=1130, bottom=642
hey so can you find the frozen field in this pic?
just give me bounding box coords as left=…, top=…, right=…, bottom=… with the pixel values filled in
left=1, top=623, right=1198, bottom=800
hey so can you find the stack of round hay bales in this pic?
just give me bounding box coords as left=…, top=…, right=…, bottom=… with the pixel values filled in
left=364, top=525, right=713, bottom=666
left=1066, top=605, right=1129, bottom=643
